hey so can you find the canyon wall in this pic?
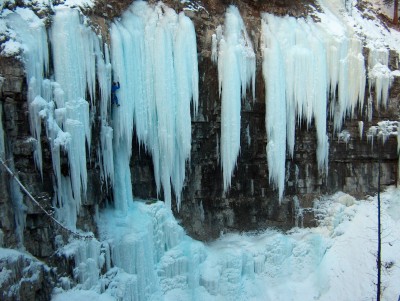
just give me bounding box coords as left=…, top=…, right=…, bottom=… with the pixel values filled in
left=0, top=0, right=399, bottom=256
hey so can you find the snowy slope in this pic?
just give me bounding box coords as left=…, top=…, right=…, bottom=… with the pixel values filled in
left=50, top=187, right=400, bottom=301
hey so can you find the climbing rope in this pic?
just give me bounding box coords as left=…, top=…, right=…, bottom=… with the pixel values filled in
left=0, top=158, right=93, bottom=240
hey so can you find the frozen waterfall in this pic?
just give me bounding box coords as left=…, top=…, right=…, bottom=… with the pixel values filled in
left=2, top=1, right=198, bottom=226
left=4, top=7, right=111, bottom=229
left=3, top=1, right=394, bottom=225
left=1, top=0, right=399, bottom=300
left=212, top=6, right=256, bottom=192
left=260, top=12, right=370, bottom=201
left=110, top=2, right=198, bottom=211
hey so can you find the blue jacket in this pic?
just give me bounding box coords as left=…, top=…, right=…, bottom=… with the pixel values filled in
left=111, top=82, right=120, bottom=93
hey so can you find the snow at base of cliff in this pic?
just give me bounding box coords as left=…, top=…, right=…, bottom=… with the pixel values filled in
left=50, top=187, right=400, bottom=301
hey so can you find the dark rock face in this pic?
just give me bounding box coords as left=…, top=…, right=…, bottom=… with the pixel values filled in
left=0, top=57, right=103, bottom=255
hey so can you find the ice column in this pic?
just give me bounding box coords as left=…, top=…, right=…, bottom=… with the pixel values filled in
left=97, top=43, right=114, bottom=188
left=261, top=19, right=287, bottom=202
left=261, top=13, right=367, bottom=200
left=261, top=15, right=329, bottom=201
left=111, top=2, right=198, bottom=210
left=213, top=6, right=255, bottom=192
left=329, top=38, right=366, bottom=132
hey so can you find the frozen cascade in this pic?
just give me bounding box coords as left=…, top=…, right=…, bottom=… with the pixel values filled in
left=4, top=7, right=112, bottom=230
left=110, top=2, right=198, bottom=210
left=329, top=37, right=366, bottom=133
left=261, top=14, right=330, bottom=201
left=97, top=43, right=114, bottom=188
left=48, top=7, right=111, bottom=226
left=261, top=12, right=370, bottom=199
left=213, top=6, right=256, bottom=192
left=51, top=8, right=97, bottom=108
left=368, top=46, right=392, bottom=109
left=2, top=2, right=400, bottom=300
left=5, top=8, right=49, bottom=177
left=60, top=199, right=331, bottom=301
left=261, top=17, right=287, bottom=203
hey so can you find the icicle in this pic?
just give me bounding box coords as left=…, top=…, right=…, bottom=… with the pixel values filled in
left=261, top=18, right=286, bottom=202
left=246, top=125, right=251, bottom=146
left=211, top=34, right=218, bottom=63
left=97, top=43, right=112, bottom=124
left=214, top=6, right=256, bottom=192
left=51, top=8, right=93, bottom=105
left=358, top=121, right=364, bottom=139
left=172, top=12, right=199, bottom=209
left=100, top=125, right=114, bottom=188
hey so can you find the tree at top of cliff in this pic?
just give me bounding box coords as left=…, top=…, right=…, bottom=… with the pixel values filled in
left=383, top=0, right=399, bottom=24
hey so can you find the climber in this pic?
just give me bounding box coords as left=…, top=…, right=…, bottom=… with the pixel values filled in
left=111, top=81, right=120, bottom=107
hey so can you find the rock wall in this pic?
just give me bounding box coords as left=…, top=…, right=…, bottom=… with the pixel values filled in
left=0, top=249, right=55, bottom=301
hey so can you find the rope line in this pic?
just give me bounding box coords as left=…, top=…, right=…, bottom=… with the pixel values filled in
left=0, top=158, right=93, bottom=240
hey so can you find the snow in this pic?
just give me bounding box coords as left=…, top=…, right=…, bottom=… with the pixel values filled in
left=213, top=6, right=256, bottom=192
left=367, top=120, right=399, bottom=145
left=0, top=247, right=50, bottom=295
left=0, top=0, right=94, bottom=11
left=52, top=187, right=400, bottom=301
left=52, top=290, right=115, bottom=301
left=64, top=0, right=94, bottom=8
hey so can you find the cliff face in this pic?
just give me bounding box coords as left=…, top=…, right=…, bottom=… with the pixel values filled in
left=137, top=44, right=399, bottom=241
left=0, top=0, right=399, bottom=253
left=127, top=2, right=400, bottom=240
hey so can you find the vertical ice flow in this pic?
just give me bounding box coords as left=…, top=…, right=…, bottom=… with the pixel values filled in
left=261, top=19, right=287, bottom=203
left=5, top=8, right=49, bottom=177
left=5, top=7, right=112, bottom=229
left=213, top=6, right=256, bottom=192
left=368, top=46, right=392, bottom=109
left=50, top=7, right=107, bottom=217
left=261, top=12, right=368, bottom=199
left=110, top=2, right=198, bottom=210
